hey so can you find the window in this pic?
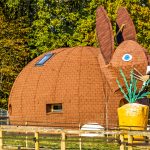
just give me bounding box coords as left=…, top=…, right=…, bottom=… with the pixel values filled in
left=35, top=53, right=54, bottom=66
left=46, top=103, right=62, bottom=113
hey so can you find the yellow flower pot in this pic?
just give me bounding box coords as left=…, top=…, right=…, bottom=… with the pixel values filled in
left=118, top=103, right=149, bottom=130
left=118, top=103, right=149, bottom=142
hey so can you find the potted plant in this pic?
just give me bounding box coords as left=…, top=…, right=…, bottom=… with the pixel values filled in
left=116, top=69, right=150, bottom=131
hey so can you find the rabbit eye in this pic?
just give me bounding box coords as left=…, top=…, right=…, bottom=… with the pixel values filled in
left=122, top=54, right=132, bottom=61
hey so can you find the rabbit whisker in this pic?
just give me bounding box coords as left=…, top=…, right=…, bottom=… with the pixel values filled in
left=131, top=72, right=142, bottom=79
left=132, top=75, right=144, bottom=82
left=133, top=68, right=143, bottom=76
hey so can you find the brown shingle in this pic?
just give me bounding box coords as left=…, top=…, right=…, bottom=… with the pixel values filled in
left=8, top=6, right=149, bottom=128
left=9, top=47, right=107, bottom=126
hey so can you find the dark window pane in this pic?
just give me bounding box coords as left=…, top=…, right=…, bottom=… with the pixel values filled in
left=46, top=103, right=62, bottom=113
left=53, top=104, right=62, bottom=112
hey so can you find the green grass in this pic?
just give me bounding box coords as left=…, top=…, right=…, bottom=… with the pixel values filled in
left=2, top=132, right=119, bottom=150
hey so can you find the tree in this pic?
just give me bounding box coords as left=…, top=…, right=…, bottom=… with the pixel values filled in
left=0, top=0, right=149, bottom=109
left=0, top=8, right=31, bottom=109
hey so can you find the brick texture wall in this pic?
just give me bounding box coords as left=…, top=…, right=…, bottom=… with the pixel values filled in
left=9, top=47, right=106, bottom=127
left=8, top=42, right=148, bottom=128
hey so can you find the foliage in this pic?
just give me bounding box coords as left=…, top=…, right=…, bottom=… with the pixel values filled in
left=0, top=8, right=31, bottom=109
left=116, top=69, right=150, bottom=103
left=0, top=0, right=149, bottom=109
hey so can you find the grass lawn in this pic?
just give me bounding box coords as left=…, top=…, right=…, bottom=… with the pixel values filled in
left=3, top=132, right=119, bottom=150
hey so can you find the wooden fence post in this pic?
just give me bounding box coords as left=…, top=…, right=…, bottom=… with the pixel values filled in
left=114, top=127, right=119, bottom=142
left=120, top=134, right=125, bottom=150
left=61, top=132, right=66, bottom=150
left=79, top=136, right=82, bottom=150
left=128, top=135, right=133, bottom=150
left=34, top=132, right=39, bottom=150
left=0, top=130, right=2, bottom=150
left=25, top=122, right=28, bottom=148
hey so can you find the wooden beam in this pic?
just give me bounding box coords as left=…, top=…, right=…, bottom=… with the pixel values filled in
left=0, top=125, right=124, bottom=135
left=35, top=132, right=39, bottom=150
left=79, top=136, right=82, bottom=150
left=61, top=132, right=66, bottom=150
left=120, top=134, right=125, bottom=150
left=0, top=130, right=2, bottom=150
left=128, top=135, right=133, bottom=150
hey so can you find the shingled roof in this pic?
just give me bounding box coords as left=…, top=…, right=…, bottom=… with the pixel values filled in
left=9, top=46, right=107, bottom=125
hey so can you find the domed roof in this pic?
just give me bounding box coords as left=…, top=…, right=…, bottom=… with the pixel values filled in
left=9, top=46, right=104, bottom=125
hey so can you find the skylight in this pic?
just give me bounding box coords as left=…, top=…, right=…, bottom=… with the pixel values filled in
left=35, top=53, right=54, bottom=66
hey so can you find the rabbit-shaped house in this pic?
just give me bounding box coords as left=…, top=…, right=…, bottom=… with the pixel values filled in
left=8, top=6, right=150, bottom=127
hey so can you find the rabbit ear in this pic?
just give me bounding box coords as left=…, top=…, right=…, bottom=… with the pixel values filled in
left=116, top=7, right=136, bottom=44
left=96, top=6, right=114, bottom=64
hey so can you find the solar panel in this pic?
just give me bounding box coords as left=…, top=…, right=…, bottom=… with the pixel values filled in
left=35, top=53, right=54, bottom=66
